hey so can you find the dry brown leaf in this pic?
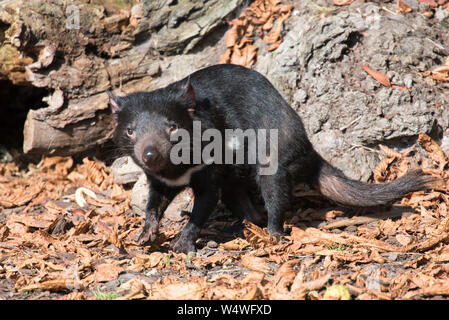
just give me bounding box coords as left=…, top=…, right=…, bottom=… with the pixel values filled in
left=369, top=249, right=387, bottom=264
left=118, top=278, right=149, bottom=300
left=151, top=278, right=206, bottom=300
left=111, top=183, right=128, bottom=201
left=0, top=225, right=10, bottom=241
left=262, top=13, right=288, bottom=44
left=196, top=253, right=234, bottom=268
left=306, top=227, right=399, bottom=252
left=321, top=216, right=378, bottom=230
left=219, top=0, right=292, bottom=66
left=241, top=255, right=273, bottom=274
left=431, top=72, right=449, bottom=82
left=262, top=19, right=283, bottom=43
left=403, top=281, right=449, bottom=299
left=269, top=259, right=299, bottom=299
left=396, top=158, right=410, bottom=178
left=288, top=226, right=321, bottom=250
left=0, top=180, right=45, bottom=208
left=378, top=219, right=398, bottom=236
left=262, top=15, right=275, bottom=30
left=391, top=83, right=411, bottom=90
left=362, top=65, right=391, bottom=87
left=236, top=37, right=254, bottom=49
left=233, top=44, right=258, bottom=66
left=291, top=273, right=332, bottom=299
left=67, top=157, right=114, bottom=191
left=39, top=156, right=74, bottom=176
left=324, top=210, right=344, bottom=220
left=373, top=157, right=395, bottom=183
left=396, top=233, right=413, bottom=246
left=60, top=292, right=87, bottom=300
left=397, top=0, right=412, bottom=12
left=219, top=49, right=232, bottom=64
left=225, top=25, right=239, bottom=48
left=207, top=274, right=249, bottom=300
left=249, top=10, right=272, bottom=25
left=267, top=38, right=283, bottom=51
left=417, top=0, right=438, bottom=7
left=379, top=144, right=403, bottom=158
left=418, top=133, right=447, bottom=170
left=146, top=252, right=164, bottom=268
left=243, top=220, right=278, bottom=247
left=219, top=238, right=250, bottom=251
left=93, top=263, right=123, bottom=282
left=19, top=279, right=84, bottom=292
left=402, top=232, right=449, bottom=253
left=433, top=64, right=449, bottom=74
left=426, top=57, right=449, bottom=82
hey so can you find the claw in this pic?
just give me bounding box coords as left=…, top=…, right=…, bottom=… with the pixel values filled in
left=137, top=222, right=158, bottom=245
left=171, top=239, right=196, bottom=253
left=267, top=227, right=286, bottom=241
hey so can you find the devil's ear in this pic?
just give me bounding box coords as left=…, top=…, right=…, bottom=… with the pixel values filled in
left=177, top=77, right=196, bottom=114
left=106, top=91, right=122, bottom=125
left=107, top=91, right=121, bottom=114
left=107, top=91, right=122, bottom=124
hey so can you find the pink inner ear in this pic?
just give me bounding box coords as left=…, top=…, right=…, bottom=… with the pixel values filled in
left=182, top=77, right=196, bottom=108
left=187, top=108, right=195, bottom=113
left=109, top=97, right=120, bottom=114
left=107, top=91, right=121, bottom=114
left=185, top=84, right=195, bottom=101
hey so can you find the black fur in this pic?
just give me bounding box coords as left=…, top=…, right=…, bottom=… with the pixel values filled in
left=109, top=64, right=435, bottom=253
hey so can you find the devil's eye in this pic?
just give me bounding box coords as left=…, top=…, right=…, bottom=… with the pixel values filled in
left=126, top=128, right=134, bottom=137
left=168, top=123, right=178, bottom=133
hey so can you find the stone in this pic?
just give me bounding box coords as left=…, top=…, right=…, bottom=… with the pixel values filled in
left=130, top=173, right=149, bottom=216
left=111, top=156, right=143, bottom=185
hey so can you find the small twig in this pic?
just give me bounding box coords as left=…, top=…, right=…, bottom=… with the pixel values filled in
left=339, top=116, right=362, bottom=131
left=425, top=38, right=445, bottom=51
left=381, top=6, right=398, bottom=15
left=349, top=144, right=382, bottom=154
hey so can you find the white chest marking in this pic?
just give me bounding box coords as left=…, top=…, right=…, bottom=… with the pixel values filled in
left=156, top=165, right=206, bottom=187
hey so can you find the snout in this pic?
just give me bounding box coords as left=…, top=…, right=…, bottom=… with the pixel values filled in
left=142, top=146, right=162, bottom=168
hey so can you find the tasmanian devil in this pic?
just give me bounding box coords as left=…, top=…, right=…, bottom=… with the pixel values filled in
left=108, top=64, right=435, bottom=253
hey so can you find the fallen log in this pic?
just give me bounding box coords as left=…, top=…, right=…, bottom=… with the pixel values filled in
left=0, top=0, right=244, bottom=155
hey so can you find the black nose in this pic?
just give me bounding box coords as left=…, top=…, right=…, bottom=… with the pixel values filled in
left=142, top=147, right=160, bottom=166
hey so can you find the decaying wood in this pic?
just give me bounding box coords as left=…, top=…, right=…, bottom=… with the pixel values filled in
left=0, top=0, right=244, bottom=155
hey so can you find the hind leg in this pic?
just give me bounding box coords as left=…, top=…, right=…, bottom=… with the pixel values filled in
left=257, top=168, right=291, bottom=238
left=246, top=185, right=267, bottom=222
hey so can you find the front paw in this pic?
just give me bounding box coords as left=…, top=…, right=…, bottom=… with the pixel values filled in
left=171, top=238, right=196, bottom=253
left=267, top=226, right=286, bottom=241
left=136, top=222, right=158, bottom=245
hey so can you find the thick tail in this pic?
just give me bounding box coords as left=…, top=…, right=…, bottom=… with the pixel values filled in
left=314, top=159, right=436, bottom=207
